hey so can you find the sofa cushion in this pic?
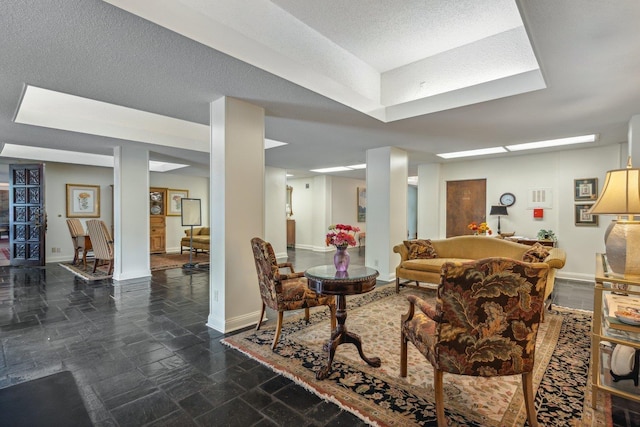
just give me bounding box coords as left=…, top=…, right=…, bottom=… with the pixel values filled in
left=522, top=243, right=550, bottom=262
left=402, top=258, right=474, bottom=273
left=407, top=239, right=438, bottom=260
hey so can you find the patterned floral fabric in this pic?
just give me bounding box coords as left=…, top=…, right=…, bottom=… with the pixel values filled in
left=402, top=257, right=549, bottom=376
left=522, top=242, right=550, bottom=262
left=250, top=237, right=335, bottom=312
left=406, top=239, right=439, bottom=259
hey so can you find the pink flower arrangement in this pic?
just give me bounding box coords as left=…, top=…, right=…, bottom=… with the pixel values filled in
left=326, top=224, right=361, bottom=248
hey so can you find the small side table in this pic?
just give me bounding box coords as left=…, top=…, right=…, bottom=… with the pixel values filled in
left=305, top=265, right=380, bottom=380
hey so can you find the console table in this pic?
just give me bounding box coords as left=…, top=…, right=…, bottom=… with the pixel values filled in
left=591, top=253, right=640, bottom=408
left=515, top=238, right=556, bottom=247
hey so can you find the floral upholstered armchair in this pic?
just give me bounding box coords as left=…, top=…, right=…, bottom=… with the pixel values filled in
left=251, top=237, right=336, bottom=350
left=400, top=257, right=549, bottom=427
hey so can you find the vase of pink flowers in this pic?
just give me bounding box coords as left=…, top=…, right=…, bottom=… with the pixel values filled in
left=326, top=224, right=360, bottom=271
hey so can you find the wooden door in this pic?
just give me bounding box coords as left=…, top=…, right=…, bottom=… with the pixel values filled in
left=10, top=164, right=46, bottom=266
left=446, top=179, right=486, bottom=238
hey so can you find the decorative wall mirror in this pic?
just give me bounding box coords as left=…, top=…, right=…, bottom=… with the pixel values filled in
left=286, top=185, right=293, bottom=217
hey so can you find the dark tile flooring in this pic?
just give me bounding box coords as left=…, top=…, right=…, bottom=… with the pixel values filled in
left=0, top=249, right=637, bottom=426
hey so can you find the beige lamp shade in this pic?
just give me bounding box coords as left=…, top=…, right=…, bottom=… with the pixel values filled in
left=589, top=162, right=640, bottom=276
left=589, top=167, right=640, bottom=215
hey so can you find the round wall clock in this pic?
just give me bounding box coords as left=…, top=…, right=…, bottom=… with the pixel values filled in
left=499, top=192, right=516, bottom=207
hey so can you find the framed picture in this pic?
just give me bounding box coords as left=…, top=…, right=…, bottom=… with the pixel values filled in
left=167, top=189, right=189, bottom=216
left=574, top=178, right=598, bottom=201
left=575, top=203, right=598, bottom=226
left=357, top=187, right=366, bottom=223
left=66, top=184, right=100, bottom=218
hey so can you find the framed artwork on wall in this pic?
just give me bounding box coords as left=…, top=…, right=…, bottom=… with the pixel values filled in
left=574, top=178, right=598, bottom=201
left=167, top=189, right=189, bottom=216
left=575, top=203, right=598, bottom=226
left=357, top=187, right=366, bottom=223
left=66, top=184, right=100, bottom=218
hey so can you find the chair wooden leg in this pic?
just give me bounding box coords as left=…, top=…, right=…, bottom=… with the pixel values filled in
left=92, top=258, right=99, bottom=273
left=255, top=303, right=266, bottom=331
left=107, top=260, right=113, bottom=275
left=396, top=277, right=400, bottom=293
left=522, top=372, right=539, bottom=427
left=271, top=311, right=284, bottom=351
left=434, top=369, right=446, bottom=427
left=400, top=330, right=408, bottom=377
left=304, top=307, right=310, bottom=323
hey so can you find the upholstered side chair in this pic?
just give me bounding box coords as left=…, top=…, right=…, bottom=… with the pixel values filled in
left=86, top=220, right=114, bottom=275
left=251, top=237, right=336, bottom=350
left=400, top=257, right=549, bottom=427
left=66, top=218, right=91, bottom=266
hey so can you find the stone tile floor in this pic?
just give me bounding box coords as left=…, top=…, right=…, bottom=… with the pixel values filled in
left=0, top=248, right=637, bottom=426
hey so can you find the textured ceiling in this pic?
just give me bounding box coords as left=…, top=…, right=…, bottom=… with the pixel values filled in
left=1, top=0, right=640, bottom=181
left=271, top=0, right=524, bottom=72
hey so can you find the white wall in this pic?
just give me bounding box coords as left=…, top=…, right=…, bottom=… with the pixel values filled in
left=330, top=176, right=366, bottom=240
left=432, top=143, right=621, bottom=281
left=288, top=175, right=366, bottom=252
left=265, top=166, right=287, bottom=258
left=44, top=162, right=209, bottom=263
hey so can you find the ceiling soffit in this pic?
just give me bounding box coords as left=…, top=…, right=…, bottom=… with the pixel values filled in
left=102, top=0, right=545, bottom=122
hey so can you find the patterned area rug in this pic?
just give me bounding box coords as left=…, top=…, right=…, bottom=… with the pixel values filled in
left=222, top=285, right=609, bottom=426
left=59, top=261, right=112, bottom=281
left=58, top=253, right=208, bottom=281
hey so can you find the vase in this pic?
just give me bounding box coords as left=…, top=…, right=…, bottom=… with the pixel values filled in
left=334, top=246, right=350, bottom=272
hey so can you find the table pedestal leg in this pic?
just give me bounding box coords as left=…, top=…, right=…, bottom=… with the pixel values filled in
left=316, top=294, right=381, bottom=380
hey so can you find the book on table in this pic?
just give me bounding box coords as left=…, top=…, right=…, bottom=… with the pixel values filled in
left=603, top=293, right=640, bottom=335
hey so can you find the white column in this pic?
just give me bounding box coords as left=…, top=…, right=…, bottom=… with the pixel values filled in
left=208, top=97, right=265, bottom=333
left=365, top=147, right=407, bottom=281
left=629, top=115, right=640, bottom=166
left=417, top=163, right=441, bottom=238
left=265, top=166, right=287, bottom=259
left=312, top=175, right=331, bottom=251
left=113, top=145, right=150, bottom=281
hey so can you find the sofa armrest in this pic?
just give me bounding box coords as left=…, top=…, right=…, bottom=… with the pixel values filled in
left=543, top=247, right=566, bottom=269
left=393, top=243, right=409, bottom=262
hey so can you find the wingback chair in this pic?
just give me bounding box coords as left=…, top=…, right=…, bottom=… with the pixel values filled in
left=66, top=218, right=91, bottom=266
left=251, top=237, right=336, bottom=350
left=400, top=257, right=549, bottom=427
left=86, top=220, right=114, bottom=275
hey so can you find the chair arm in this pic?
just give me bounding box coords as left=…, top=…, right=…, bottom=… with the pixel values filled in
left=393, top=243, right=409, bottom=262
left=406, top=294, right=440, bottom=321
left=280, top=271, right=304, bottom=280
left=277, top=262, right=296, bottom=272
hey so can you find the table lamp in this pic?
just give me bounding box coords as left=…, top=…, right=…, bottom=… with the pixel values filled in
left=588, top=158, right=640, bottom=276
left=489, top=205, right=509, bottom=234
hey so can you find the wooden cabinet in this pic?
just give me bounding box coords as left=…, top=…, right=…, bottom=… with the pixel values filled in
left=591, top=253, right=640, bottom=408
left=287, top=219, right=295, bottom=249
left=149, top=188, right=167, bottom=254
left=150, top=216, right=166, bottom=254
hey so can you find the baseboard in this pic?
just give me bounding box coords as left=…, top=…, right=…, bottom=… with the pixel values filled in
left=208, top=309, right=261, bottom=334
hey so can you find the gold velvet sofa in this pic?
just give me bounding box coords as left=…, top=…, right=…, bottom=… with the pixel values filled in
left=393, top=235, right=566, bottom=302
left=180, top=227, right=210, bottom=255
